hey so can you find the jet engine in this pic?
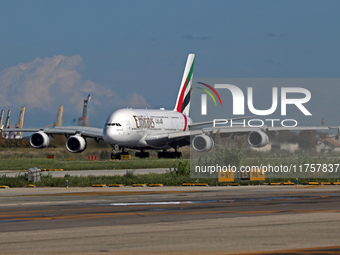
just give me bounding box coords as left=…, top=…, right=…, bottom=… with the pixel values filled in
left=247, top=130, right=269, bottom=148
left=66, top=135, right=87, bottom=153
left=30, top=131, right=50, bottom=149
left=192, top=134, right=214, bottom=152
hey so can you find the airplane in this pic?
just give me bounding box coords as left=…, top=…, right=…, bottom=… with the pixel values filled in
left=0, top=54, right=334, bottom=158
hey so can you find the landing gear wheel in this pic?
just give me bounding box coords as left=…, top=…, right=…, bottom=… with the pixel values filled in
left=135, top=151, right=150, bottom=158
left=158, top=151, right=182, bottom=158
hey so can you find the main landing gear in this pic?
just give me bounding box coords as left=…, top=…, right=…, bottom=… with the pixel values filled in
left=135, top=150, right=181, bottom=159
left=135, top=150, right=149, bottom=158
left=157, top=150, right=181, bottom=159
left=110, top=146, right=181, bottom=159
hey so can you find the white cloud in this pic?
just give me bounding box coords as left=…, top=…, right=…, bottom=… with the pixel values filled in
left=0, top=55, right=152, bottom=126
left=0, top=55, right=83, bottom=109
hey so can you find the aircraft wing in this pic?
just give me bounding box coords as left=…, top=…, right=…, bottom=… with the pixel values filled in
left=145, top=131, right=191, bottom=148
left=0, top=126, right=104, bottom=139
left=204, top=125, right=332, bottom=134
left=188, top=116, right=254, bottom=128
left=265, top=126, right=335, bottom=132
left=144, top=125, right=334, bottom=149
left=174, top=125, right=331, bottom=137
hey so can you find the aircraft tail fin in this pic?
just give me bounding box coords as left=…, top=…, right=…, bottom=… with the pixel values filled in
left=174, top=54, right=195, bottom=116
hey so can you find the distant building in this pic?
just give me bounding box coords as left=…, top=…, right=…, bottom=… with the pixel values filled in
left=280, top=143, right=299, bottom=153
left=316, top=138, right=340, bottom=152
left=251, top=143, right=299, bottom=153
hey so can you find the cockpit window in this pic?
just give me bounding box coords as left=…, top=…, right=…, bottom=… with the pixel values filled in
left=106, top=123, right=122, bottom=126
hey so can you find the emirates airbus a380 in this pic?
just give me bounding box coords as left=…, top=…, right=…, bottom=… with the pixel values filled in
left=101, top=54, right=195, bottom=158
left=1, top=54, right=332, bottom=158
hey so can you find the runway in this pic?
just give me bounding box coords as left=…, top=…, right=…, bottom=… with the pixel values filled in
left=0, top=185, right=339, bottom=254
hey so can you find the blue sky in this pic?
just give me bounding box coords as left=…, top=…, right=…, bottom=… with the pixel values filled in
left=0, top=0, right=339, bottom=127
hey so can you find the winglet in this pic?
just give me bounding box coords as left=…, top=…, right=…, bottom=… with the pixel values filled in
left=174, top=54, right=195, bottom=116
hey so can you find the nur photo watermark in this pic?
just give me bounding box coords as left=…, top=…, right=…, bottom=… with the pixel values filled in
left=189, top=78, right=340, bottom=179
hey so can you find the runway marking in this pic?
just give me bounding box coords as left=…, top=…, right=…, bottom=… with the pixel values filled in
left=101, top=200, right=223, bottom=206
left=103, top=201, right=194, bottom=206
left=100, top=195, right=325, bottom=207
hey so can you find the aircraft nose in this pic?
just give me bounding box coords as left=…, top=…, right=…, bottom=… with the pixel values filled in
left=103, top=126, right=115, bottom=144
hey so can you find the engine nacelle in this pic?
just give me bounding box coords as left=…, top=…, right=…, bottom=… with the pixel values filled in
left=30, top=131, right=50, bottom=149
left=66, top=135, right=87, bottom=153
left=248, top=130, right=269, bottom=148
left=192, top=134, right=214, bottom=152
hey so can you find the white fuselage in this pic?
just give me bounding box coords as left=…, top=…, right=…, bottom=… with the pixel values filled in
left=103, top=108, right=190, bottom=149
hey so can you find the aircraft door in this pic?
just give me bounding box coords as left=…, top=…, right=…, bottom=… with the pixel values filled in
left=123, top=122, right=131, bottom=135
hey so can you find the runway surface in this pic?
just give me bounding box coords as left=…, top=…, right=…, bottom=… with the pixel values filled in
left=0, top=185, right=339, bottom=254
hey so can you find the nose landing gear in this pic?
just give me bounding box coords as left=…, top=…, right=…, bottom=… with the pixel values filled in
left=111, top=146, right=130, bottom=160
